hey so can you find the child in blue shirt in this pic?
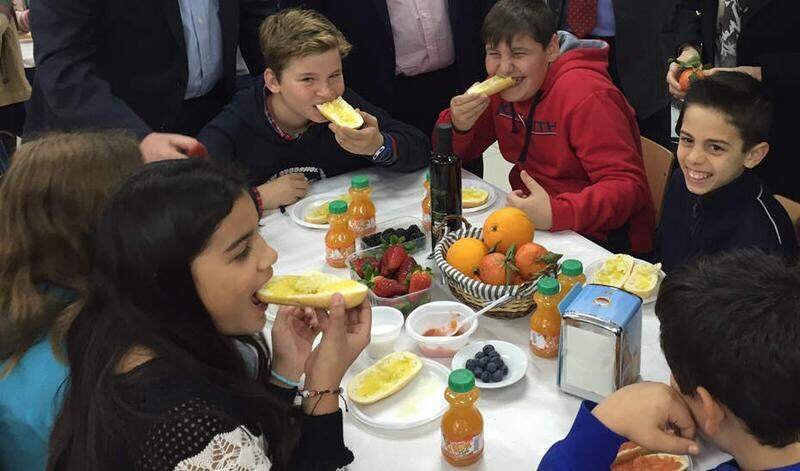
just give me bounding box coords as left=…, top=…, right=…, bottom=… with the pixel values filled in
left=540, top=249, right=800, bottom=470
left=0, top=132, right=142, bottom=470
left=658, top=72, right=797, bottom=272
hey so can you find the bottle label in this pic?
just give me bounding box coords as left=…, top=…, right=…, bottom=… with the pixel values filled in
left=442, top=432, right=483, bottom=461
left=326, top=245, right=354, bottom=268
left=348, top=218, right=376, bottom=237
left=530, top=330, right=559, bottom=356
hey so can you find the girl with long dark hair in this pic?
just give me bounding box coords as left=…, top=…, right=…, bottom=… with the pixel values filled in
left=48, top=159, right=369, bottom=470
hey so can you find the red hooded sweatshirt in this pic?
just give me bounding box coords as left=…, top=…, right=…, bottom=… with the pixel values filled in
left=437, top=33, right=656, bottom=253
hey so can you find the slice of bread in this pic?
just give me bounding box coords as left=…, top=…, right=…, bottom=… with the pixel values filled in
left=257, top=272, right=367, bottom=309
left=347, top=351, right=423, bottom=404
left=316, top=97, right=364, bottom=129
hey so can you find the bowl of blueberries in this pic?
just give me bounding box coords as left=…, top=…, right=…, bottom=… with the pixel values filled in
left=452, top=341, right=528, bottom=389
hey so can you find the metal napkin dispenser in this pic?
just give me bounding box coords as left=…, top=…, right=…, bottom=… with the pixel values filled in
left=556, top=284, right=642, bottom=403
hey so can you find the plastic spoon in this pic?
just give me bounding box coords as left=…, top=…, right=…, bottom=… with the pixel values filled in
left=442, top=294, right=512, bottom=336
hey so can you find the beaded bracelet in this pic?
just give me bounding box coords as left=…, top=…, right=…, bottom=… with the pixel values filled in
left=270, top=370, right=300, bottom=388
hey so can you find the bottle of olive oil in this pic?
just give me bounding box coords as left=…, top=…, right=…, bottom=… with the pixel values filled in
left=430, top=123, right=462, bottom=253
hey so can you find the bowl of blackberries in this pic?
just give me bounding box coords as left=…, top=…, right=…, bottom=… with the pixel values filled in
left=452, top=341, right=528, bottom=389
left=357, top=216, right=427, bottom=252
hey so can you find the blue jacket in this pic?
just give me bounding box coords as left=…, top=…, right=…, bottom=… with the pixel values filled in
left=198, top=78, right=430, bottom=187
left=657, top=168, right=797, bottom=273
left=539, top=402, right=800, bottom=471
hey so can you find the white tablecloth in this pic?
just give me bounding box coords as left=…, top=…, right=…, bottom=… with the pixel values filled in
left=259, top=167, right=729, bottom=470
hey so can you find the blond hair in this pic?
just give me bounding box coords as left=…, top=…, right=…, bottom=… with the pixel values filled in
left=0, top=132, right=142, bottom=376
left=260, top=9, right=352, bottom=79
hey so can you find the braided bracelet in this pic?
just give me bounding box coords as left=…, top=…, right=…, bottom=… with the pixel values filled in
left=299, top=387, right=348, bottom=413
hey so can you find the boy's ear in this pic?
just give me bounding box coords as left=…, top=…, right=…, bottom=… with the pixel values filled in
left=264, top=68, right=281, bottom=94
left=545, top=34, right=560, bottom=63
left=697, top=386, right=726, bottom=437
left=743, top=142, right=769, bottom=169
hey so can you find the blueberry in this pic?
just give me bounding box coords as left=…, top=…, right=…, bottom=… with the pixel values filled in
left=482, top=344, right=495, bottom=354
left=502, top=365, right=509, bottom=376
left=465, top=359, right=477, bottom=370
left=478, top=357, right=488, bottom=368
left=492, top=369, right=504, bottom=382
left=494, top=358, right=505, bottom=369
left=474, top=351, right=485, bottom=360
left=480, top=371, right=492, bottom=383
left=489, top=353, right=501, bottom=362
left=486, top=362, right=498, bottom=373
left=473, top=366, right=483, bottom=377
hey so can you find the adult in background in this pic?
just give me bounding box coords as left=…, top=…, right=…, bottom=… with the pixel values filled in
left=546, top=0, right=675, bottom=149
left=24, top=0, right=275, bottom=162
left=667, top=0, right=800, bottom=201
left=278, top=0, right=495, bottom=176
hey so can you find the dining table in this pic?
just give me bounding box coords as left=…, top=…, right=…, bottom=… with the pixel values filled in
left=258, top=166, right=730, bottom=470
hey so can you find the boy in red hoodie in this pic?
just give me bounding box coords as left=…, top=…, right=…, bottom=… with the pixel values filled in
left=437, top=0, right=655, bottom=254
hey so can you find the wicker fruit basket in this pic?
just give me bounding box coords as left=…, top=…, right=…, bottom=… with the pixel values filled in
left=433, top=217, right=558, bottom=319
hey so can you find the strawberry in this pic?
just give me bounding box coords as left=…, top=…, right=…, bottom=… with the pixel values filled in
left=370, top=275, right=408, bottom=298
left=352, top=256, right=379, bottom=279
left=394, top=256, right=419, bottom=285
left=408, top=269, right=432, bottom=293
left=380, top=244, right=408, bottom=276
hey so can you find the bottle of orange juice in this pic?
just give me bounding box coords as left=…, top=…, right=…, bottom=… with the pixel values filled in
left=556, top=259, right=586, bottom=302
left=422, top=171, right=431, bottom=232
left=530, top=276, right=561, bottom=358
left=441, top=369, right=484, bottom=466
left=347, top=175, right=376, bottom=237
left=325, top=200, right=356, bottom=268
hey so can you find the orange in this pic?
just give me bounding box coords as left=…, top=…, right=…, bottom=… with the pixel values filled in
left=482, top=207, right=534, bottom=253
left=515, top=242, right=549, bottom=280
left=446, top=237, right=489, bottom=280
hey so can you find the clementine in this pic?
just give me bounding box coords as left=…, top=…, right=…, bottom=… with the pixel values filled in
left=482, top=207, right=534, bottom=253
left=446, top=237, right=489, bottom=280
left=514, top=242, right=562, bottom=280
left=478, top=253, right=511, bottom=285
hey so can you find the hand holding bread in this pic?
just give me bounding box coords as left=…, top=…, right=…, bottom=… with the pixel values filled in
left=329, top=110, right=385, bottom=156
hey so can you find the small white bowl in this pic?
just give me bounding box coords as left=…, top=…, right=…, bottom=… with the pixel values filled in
left=452, top=340, right=528, bottom=389
left=366, top=306, right=404, bottom=359
left=406, top=301, right=478, bottom=358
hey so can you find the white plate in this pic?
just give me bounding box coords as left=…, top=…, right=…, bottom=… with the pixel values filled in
left=346, top=357, right=450, bottom=430
left=584, top=258, right=666, bottom=305
left=461, top=178, right=497, bottom=214
left=289, top=193, right=343, bottom=230
left=451, top=340, right=527, bottom=389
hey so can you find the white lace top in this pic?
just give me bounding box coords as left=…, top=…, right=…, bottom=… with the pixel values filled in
left=175, top=426, right=271, bottom=471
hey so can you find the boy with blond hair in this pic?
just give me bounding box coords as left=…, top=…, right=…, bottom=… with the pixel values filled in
left=199, top=9, right=430, bottom=210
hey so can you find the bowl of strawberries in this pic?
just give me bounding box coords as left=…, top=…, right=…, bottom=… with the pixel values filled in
left=347, top=236, right=433, bottom=316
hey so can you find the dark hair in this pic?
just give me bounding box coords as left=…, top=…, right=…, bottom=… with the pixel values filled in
left=681, top=71, right=774, bottom=151
left=481, top=0, right=557, bottom=48
left=656, top=249, right=800, bottom=447
left=48, top=159, right=294, bottom=469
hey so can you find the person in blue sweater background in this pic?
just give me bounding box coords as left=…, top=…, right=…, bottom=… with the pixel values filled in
left=657, top=71, right=797, bottom=273
left=540, top=249, right=800, bottom=470
left=198, top=9, right=430, bottom=211
left=0, top=132, right=142, bottom=470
